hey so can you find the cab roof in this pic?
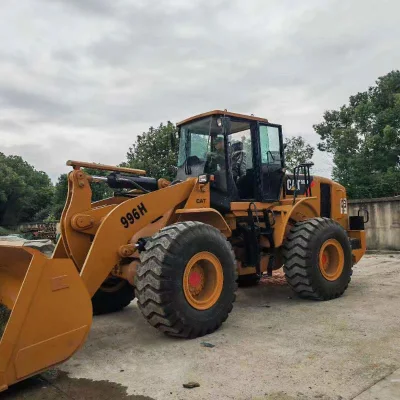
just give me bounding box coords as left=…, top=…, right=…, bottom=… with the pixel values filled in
left=176, top=110, right=269, bottom=127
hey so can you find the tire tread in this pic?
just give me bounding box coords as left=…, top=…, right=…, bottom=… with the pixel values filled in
left=136, top=222, right=237, bottom=338
left=283, top=217, right=352, bottom=300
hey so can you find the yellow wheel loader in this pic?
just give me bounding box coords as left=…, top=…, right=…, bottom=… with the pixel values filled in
left=0, top=110, right=367, bottom=391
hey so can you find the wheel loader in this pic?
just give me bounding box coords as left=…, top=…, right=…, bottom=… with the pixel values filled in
left=0, top=110, right=366, bottom=391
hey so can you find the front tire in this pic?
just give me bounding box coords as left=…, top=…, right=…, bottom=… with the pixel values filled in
left=283, top=218, right=352, bottom=300
left=92, top=277, right=135, bottom=315
left=136, top=221, right=237, bottom=338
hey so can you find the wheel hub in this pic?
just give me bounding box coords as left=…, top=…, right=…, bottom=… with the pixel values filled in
left=188, top=266, right=205, bottom=296
left=319, top=239, right=344, bottom=281
left=183, top=251, right=224, bottom=310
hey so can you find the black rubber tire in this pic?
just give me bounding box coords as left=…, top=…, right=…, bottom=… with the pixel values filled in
left=92, top=278, right=135, bottom=315
left=283, top=217, right=353, bottom=300
left=136, top=221, right=237, bottom=338
left=237, top=273, right=260, bottom=287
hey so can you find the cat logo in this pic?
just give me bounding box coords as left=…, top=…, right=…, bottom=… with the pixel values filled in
left=196, top=199, right=206, bottom=204
left=285, top=175, right=314, bottom=195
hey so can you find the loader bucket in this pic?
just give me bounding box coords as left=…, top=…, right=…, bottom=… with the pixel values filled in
left=0, top=246, right=92, bottom=392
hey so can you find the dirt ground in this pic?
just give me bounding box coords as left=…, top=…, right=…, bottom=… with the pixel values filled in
left=1, top=253, right=400, bottom=400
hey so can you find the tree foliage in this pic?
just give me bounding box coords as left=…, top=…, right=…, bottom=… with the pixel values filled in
left=123, top=122, right=178, bottom=181
left=52, top=123, right=180, bottom=219
left=0, top=153, right=54, bottom=226
left=52, top=173, right=68, bottom=220
left=284, top=136, right=315, bottom=172
left=314, top=70, right=400, bottom=198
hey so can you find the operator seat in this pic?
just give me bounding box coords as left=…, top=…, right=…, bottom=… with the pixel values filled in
left=231, top=142, right=246, bottom=182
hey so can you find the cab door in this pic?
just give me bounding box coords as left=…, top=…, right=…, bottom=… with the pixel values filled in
left=258, top=123, right=285, bottom=202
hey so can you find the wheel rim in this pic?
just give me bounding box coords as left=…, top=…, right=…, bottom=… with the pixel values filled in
left=183, top=251, right=224, bottom=310
left=319, top=239, right=344, bottom=281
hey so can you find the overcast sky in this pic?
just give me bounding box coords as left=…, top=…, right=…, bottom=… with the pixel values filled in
left=1, top=0, right=399, bottom=181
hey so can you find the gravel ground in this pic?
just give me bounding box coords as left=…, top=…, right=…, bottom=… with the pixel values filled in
left=1, top=253, right=400, bottom=400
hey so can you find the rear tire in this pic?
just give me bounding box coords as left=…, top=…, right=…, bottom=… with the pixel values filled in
left=136, top=221, right=237, bottom=338
left=237, top=273, right=260, bottom=287
left=92, top=277, right=135, bottom=315
left=283, top=217, right=352, bottom=300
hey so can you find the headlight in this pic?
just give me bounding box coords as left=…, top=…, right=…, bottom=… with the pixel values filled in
left=198, top=174, right=208, bottom=183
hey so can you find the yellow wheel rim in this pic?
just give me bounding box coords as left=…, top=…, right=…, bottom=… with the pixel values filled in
left=319, top=239, right=344, bottom=281
left=183, top=251, right=224, bottom=310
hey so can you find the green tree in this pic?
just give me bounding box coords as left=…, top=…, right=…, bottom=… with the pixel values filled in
left=52, top=168, right=113, bottom=219
left=52, top=173, right=68, bottom=220
left=314, top=70, right=400, bottom=198
left=123, top=122, right=178, bottom=181
left=284, top=136, right=315, bottom=172
left=0, top=153, right=54, bottom=226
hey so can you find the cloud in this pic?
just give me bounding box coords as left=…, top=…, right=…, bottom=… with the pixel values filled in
left=0, top=85, right=72, bottom=116
left=1, top=0, right=399, bottom=181
left=49, top=0, right=122, bottom=16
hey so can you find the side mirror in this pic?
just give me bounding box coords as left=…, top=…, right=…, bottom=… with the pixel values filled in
left=283, top=143, right=287, bottom=150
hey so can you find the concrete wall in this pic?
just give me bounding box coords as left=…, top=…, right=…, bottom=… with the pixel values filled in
left=349, top=197, right=400, bottom=251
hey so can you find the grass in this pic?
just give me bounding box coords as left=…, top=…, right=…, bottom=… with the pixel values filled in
left=0, top=226, right=11, bottom=236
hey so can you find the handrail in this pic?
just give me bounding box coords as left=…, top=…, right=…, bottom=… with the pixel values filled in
left=66, top=160, right=146, bottom=176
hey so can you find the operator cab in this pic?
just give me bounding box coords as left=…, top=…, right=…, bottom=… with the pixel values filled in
left=176, top=110, right=285, bottom=211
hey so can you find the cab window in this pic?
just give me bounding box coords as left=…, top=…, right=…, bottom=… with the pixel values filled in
left=229, top=127, right=253, bottom=169
left=259, top=125, right=282, bottom=165
left=177, top=129, right=210, bottom=166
